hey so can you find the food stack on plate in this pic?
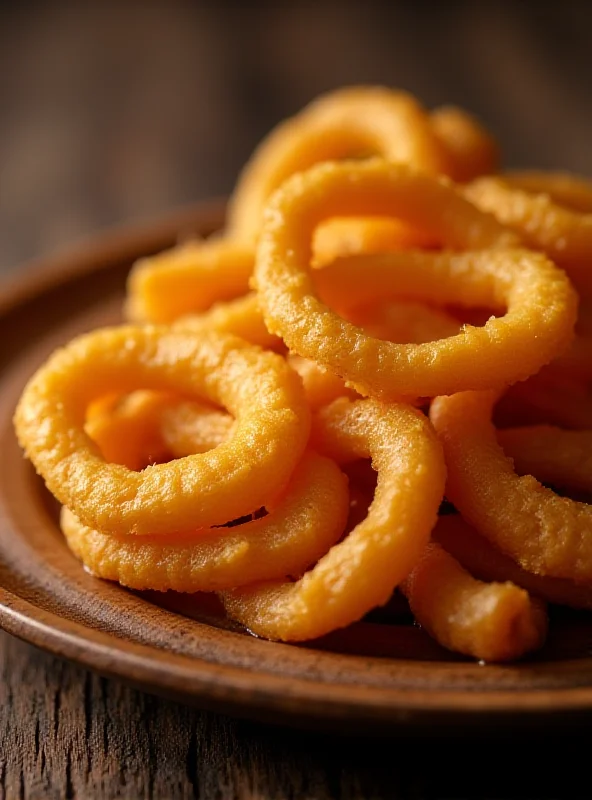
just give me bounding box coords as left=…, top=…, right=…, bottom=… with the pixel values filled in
left=15, top=86, right=592, bottom=662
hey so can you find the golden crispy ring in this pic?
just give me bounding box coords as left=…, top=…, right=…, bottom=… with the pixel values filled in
left=312, top=217, right=435, bottom=267
left=86, top=390, right=182, bottom=471
left=464, top=175, right=592, bottom=292
left=221, top=398, right=446, bottom=642
left=347, top=300, right=461, bottom=343
left=503, top=171, right=592, bottom=213
left=497, top=425, right=592, bottom=494
left=430, top=390, right=592, bottom=581
left=288, top=302, right=460, bottom=409
left=430, top=106, right=500, bottom=183
left=86, top=393, right=121, bottom=420
left=15, top=327, right=310, bottom=535
left=254, top=160, right=574, bottom=399
left=125, top=239, right=253, bottom=323
left=173, top=293, right=282, bottom=351
left=85, top=390, right=234, bottom=470
left=287, top=355, right=356, bottom=410
left=496, top=373, right=592, bottom=431
left=313, top=247, right=575, bottom=397
left=434, top=515, right=592, bottom=612
left=287, top=303, right=460, bottom=410
left=165, top=266, right=459, bottom=359
left=227, top=86, right=450, bottom=243
left=159, top=401, right=234, bottom=459
left=60, top=452, right=349, bottom=592
left=400, top=541, right=547, bottom=662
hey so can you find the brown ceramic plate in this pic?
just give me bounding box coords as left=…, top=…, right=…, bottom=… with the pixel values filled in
left=2, top=203, right=592, bottom=733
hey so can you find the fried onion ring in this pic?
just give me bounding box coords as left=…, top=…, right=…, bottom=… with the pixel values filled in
left=173, top=293, right=282, bottom=350
left=86, top=391, right=191, bottom=470
left=312, top=216, right=435, bottom=267
left=434, top=515, right=592, bottom=612
left=228, top=86, right=450, bottom=244
left=87, top=388, right=236, bottom=467
left=287, top=355, right=356, bottom=410
left=313, top=248, right=576, bottom=397
left=222, top=397, right=446, bottom=641
left=15, top=327, right=310, bottom=535
left=347, top=299, right=461, bottom=343
left=125, top=239, right=253, bottom=323
left=60, top=451, right=348, bottom=592
left=159, top=401, right=234, bottom=459
left=430, top=390, right=592, bottom=581
left=254, top=160, right=574, bottom=399
left=464, top=175, right=592, bottom=292
left=287, top=302, right=461, bottom=409
left=503, top=171, right=592, bottom=213
left=430, top=106, right=500, bottom=183
left=400, top=541, right=547, bottom=662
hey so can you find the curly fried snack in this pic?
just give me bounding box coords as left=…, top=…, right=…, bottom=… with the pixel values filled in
left=254, top=159, right=575, bottom=399
left=312, top=216, right=435, bottom=267
left=288, top=302, right=462, bottom=409
left=87, top=391, right=199, bottom=470
left=464, top=175, right=592, bottom=293
left=314, top=246, right=573, bottom=338
left=227, top=86, right=451, bottom=243
left=169, top=265, right=462, bottom=358
left=314, top=248, right=577, bottom=397
left=159, top=401, right=234, bottom=459
left=128, top=91, right=500, bottom=329
left=287, top=302, right=461, bottom=409
left=503, top=171, right=592, bottom=213
left=430, top=390, right=592, bottom=581
left=400, top=541, right=547, bottom=662
left=434, top=515, right=592, bottom=612
left=87, top=388, right=235, bottom=469
left=85, top=391, right=166, bottom=471
left=221, top=398, right=446, bottom=641
left=347, top=300, right=461, bottom=343
left=126, top=239, right=253, bottom=323
left=15, top=327, right=310, bottom=535
left=287, top=355, right=355, bottom=409
left=430, top=106, right=500, bottom=183
left=173, top=293, right=282, bottom=350
left=60, top=452, right=349, bottom=592
left=16, top=85, right=592, bottom=664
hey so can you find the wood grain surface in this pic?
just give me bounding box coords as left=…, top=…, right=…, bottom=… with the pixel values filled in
left=3, top=628, right=592, bottom=800
left=2, top=1, right=592, bottom=797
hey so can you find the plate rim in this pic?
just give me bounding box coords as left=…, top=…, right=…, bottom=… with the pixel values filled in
left=4, top=583, right=592, bottom=729
left=3, top=202, right=592, bottom=730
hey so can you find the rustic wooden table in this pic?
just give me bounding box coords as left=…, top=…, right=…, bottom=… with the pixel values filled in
left=1, top=3, right=592, bottom=797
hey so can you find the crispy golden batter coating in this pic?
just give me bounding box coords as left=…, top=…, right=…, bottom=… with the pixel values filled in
left=222, top=398, right=446, bottom=641
left=15, top=327, right=310, bottom=534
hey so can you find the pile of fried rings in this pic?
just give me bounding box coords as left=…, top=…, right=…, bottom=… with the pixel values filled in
left=15, top=86, right=592, bottom=662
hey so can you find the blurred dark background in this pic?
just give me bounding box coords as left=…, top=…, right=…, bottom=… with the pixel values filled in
left=1, top=0, right=592, bottom=271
